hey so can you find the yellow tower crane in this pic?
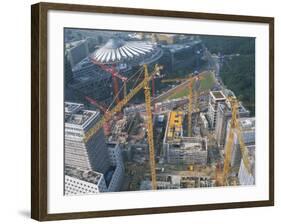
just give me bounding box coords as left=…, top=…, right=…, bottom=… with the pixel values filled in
left=161, top=73, right=201, bottom=137
left=222, top=97, right=251, bottom=185
left=187, top=79, right=194, bottom=137
left=143, top=65, right=157, bottom=190
left=84, top=64, right=162, bottom=190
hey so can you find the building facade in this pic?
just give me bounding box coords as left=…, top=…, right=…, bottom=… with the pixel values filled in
left=65, top=38, right=113, bottom=105
left=64, top=102, right=111, bottom=174
left=67, top=57, right=113, bottom=105
left=207, top=91, right=226, bottom=129
left=64, top=166, right=108, bottom=195
left=238, top=145, right=255, bottom=185
left=164, top=137, right=208, bottom=165
left=106, top=142, right=125, bottom=192
left=163, top=111, right=208, bottom=165
left=66, top=39, right=90, bottom=68
left=226, top=117, right=255, bottom=167
left=215, top=99, right=250, bottom=148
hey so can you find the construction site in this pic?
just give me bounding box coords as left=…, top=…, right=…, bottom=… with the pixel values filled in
left=64, top=30, right=256, bottom=194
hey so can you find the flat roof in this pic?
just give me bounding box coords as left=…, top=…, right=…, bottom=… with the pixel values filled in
left=65, top=39, right=86, bottom=50
left=65, top=102, right=98, bottom=126
left=210, top=91, right=226, bottom=100
left=65, top=166, right=102, bottom=185
left=168, top=137, right=207, bottom=151
left=65, top=102, right=82, bottom=113
left=240, top=117, right=255, bottom=130
left=218, top=100, right=249, bottom=114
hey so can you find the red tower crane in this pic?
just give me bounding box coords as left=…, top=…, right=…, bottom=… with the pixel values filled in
left=84, top=96, right=107, bottom=113
left=92, top=59, right=128, bottom=103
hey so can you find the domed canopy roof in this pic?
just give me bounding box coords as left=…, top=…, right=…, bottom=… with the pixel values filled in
left=92, top=38, right=155, bottom=63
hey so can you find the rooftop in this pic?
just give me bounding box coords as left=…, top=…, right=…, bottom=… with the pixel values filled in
left=65, top=39, right=87, bottom=50
left=166, top=111, right=184, bottom=140
left=65, top=102, right=98, bottom=126
left=218, top=100, right=249, bottom=115
left=107, top=142, right=118, bottom=150
left=162, top=40, right=202, bottom=52
left=92, top=38, right=157, bottom=64
left=210, top=91, right=226, bottom=100
left=65, top=166, right=103, bottom=185
left=72, top=56, right=92, bottom=72
left=240, top=117, right=255, bottom=131
left=168, top=137, right=207, bottom=152
left=65, top=102, right=83, bottom=113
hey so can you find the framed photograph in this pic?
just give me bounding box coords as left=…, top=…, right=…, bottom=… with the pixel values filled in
left=31, top=2, right=274, bottom=221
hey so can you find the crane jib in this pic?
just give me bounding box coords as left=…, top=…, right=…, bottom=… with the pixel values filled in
left=83, top=65, right=160, bottom=143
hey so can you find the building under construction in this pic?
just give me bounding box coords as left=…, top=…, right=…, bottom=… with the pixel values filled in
left=139, top=172, right=215, bottom=190
left=163, top=111, right=208, bottom=165
left=227, top=117, right=255, bottom=168
left=224, top=117, right=255, bottom=185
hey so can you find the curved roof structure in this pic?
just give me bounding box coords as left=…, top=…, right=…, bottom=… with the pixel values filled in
left=92, top=38, right=156, bottom=64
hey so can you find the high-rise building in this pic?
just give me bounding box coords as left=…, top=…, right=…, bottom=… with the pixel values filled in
left=64, top=102, right=125, bottom=194
left=67, top=60, right=113, bottom=104
left=215, top=99, right=250, bottom=148
left=64, top=56, right=73, bottom=85
left=64, top=102, right=111, bottom=174
left=106, top=142, right=125, bottom=192
left=207, top=91, right=226, bottom=129
left=66, top=39, right=89, bottom=68
left=65, top=38, right=113, bottom=105
left=67, top=56, right=113, bottom=105
left=163, top=39, right=203, bottom=73
left=238, top=145, right=255, bottom=185
left=225, top=117, right=255, bottom=167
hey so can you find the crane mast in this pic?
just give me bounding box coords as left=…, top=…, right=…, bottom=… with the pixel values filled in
left=143, top=64, right=157, bottom=190
left=222, top=97, right=251, bottom=185
left=83, top=64, right=161, bottom=190
left=161, top=73, right=202, bottom=137
left=84, top=73, right=146, bottom=142
left=187, top=80, right=194, bottom=137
